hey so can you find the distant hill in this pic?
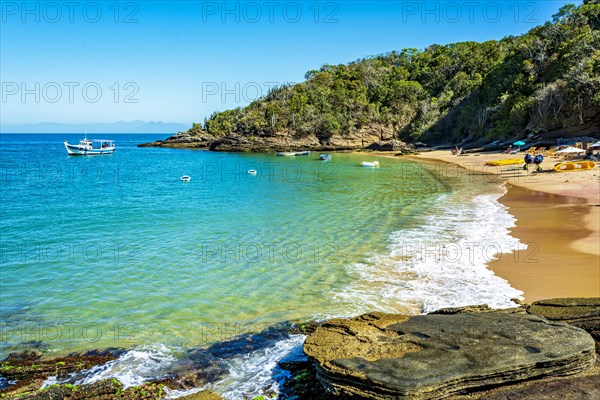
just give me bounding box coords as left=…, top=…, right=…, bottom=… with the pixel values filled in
left=178, top=0, right=599, bottom=150
left=0, top=121, right=189, bottom=134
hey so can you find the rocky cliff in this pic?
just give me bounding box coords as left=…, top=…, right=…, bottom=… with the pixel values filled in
left=138, top=123, right=415, bottom=153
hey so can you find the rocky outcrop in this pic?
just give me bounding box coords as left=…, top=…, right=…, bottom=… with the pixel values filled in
left=139, top=123, right=415, bottom=152
left=304, top=312, right=596, bottom=399
left=208, top=132, right=321, bottom=152
left=366, top=140, right=415, bottom=153
left=208, top=125, right=409, bottom=152
left=527, top=297, right=600, bottom=349
left=138, top=132, right=215, bottom=148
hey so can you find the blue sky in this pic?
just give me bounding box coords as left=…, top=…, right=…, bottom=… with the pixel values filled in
left=0, top=0, right=581, bottom=127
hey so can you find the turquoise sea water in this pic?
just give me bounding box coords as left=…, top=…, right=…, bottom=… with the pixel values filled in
left=0, top=134, right=524, bottom=397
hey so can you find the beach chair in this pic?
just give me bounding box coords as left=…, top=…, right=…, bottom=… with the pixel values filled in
left=526, top=147, right=537, bottom=154
left=543, top=148, right=557, bottom=157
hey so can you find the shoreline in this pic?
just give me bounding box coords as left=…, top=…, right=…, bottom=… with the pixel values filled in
left=406, top=150, right=600, bottom=302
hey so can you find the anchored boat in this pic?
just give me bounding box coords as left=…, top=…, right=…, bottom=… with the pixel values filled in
left=485, top=158, right=522, bottom=166
left=361, top=161, right=380, bottom=168
left=64, top=136, right=115, bottom=156
left=319, top=154, right=332, bottom=161
left=553, top=161, right=596, bottom=172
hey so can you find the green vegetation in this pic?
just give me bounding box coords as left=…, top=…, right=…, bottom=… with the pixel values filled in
left=194, top=1, right=599, bottom=145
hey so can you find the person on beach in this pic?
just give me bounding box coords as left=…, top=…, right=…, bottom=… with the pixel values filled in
left=503, top=145, right=513, bottom=154
left=523, top=153, right=533, bottom=171
left=584, top=148, right=597, bottom=161
left=534, top=154, right=544, bottom=172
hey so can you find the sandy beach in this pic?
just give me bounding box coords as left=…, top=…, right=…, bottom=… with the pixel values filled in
left=409, top=150, right=600, bottom=302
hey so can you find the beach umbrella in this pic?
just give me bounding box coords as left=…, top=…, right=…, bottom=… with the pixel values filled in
left=556, top=146, right=585, bottom=154
left=590, top=141, right=600, bottom=148
left=513, top=140, right=526, bottom=151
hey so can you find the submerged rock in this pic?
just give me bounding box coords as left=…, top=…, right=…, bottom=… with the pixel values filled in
left=278, top=359, right=332, bottom=400
left=0, top=350, right=122, bottom=398
left=304, top=312, right=596, bottom=399
left=178, top=390, right=224, bottom=399
left=0, top=380, right=169, bottom=399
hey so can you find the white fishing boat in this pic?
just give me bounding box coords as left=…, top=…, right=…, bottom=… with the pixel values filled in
left=181, top=175, right=191, bottom=182
left=247, top=169, right=257, bottom=175
left=361, top=161, right=380, bottom=168
left=64, top=135, right=115, bottom=155
left=276, top=152, right=296, bottom=157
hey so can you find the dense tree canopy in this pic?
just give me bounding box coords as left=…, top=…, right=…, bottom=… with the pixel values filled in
left=193, top=2, right=599, bottom=144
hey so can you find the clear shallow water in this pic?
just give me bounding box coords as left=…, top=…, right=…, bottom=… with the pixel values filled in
left=1, top=134, right=524, bottom=397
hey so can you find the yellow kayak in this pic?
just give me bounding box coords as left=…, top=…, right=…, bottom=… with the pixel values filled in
left=485, top=158, right=523, bottom=166
left=553, top=161, right=596, bottom=172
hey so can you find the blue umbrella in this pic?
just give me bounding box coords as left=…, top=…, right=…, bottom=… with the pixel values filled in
left=513, top=140, right=526, bottom=151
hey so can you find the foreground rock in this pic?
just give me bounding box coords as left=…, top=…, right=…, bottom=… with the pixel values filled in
left=0, top=350, right=118, bottom=381
left=1, top=379, right=168, bottom=399
left=0, top=350, right=120, bottom=398
left=478, top=372, right=600, bottom=400
left=0, top=321, right=306, bottom=398
left=304, top=312, right=596, bottom=399
left=527, top=297, right=600, bottom=347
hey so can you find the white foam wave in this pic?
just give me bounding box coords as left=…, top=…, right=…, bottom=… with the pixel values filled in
left=72, top=344, right=177, bottom=389
left=167, top=335, right=306, bottom=399
left=335, top=190, right=525, bottom=314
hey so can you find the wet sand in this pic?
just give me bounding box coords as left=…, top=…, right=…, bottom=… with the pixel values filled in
left=492, top=185, right=599, bottom=302
left=407, top=150, right=600, bottom=302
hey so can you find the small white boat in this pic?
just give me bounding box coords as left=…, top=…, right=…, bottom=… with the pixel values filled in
left=361, top=161, right=380, bottom=168
left=247, top=169, right=257, bottom=175
left=181, top=176, right=191, bottom=182
left=295, top=151, right=311, bottom=156
left=319, top=154, right=332, bottom=161
left=64, top=136, right=115, bottom=155
left=276, top=152, right=296, bottom=157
